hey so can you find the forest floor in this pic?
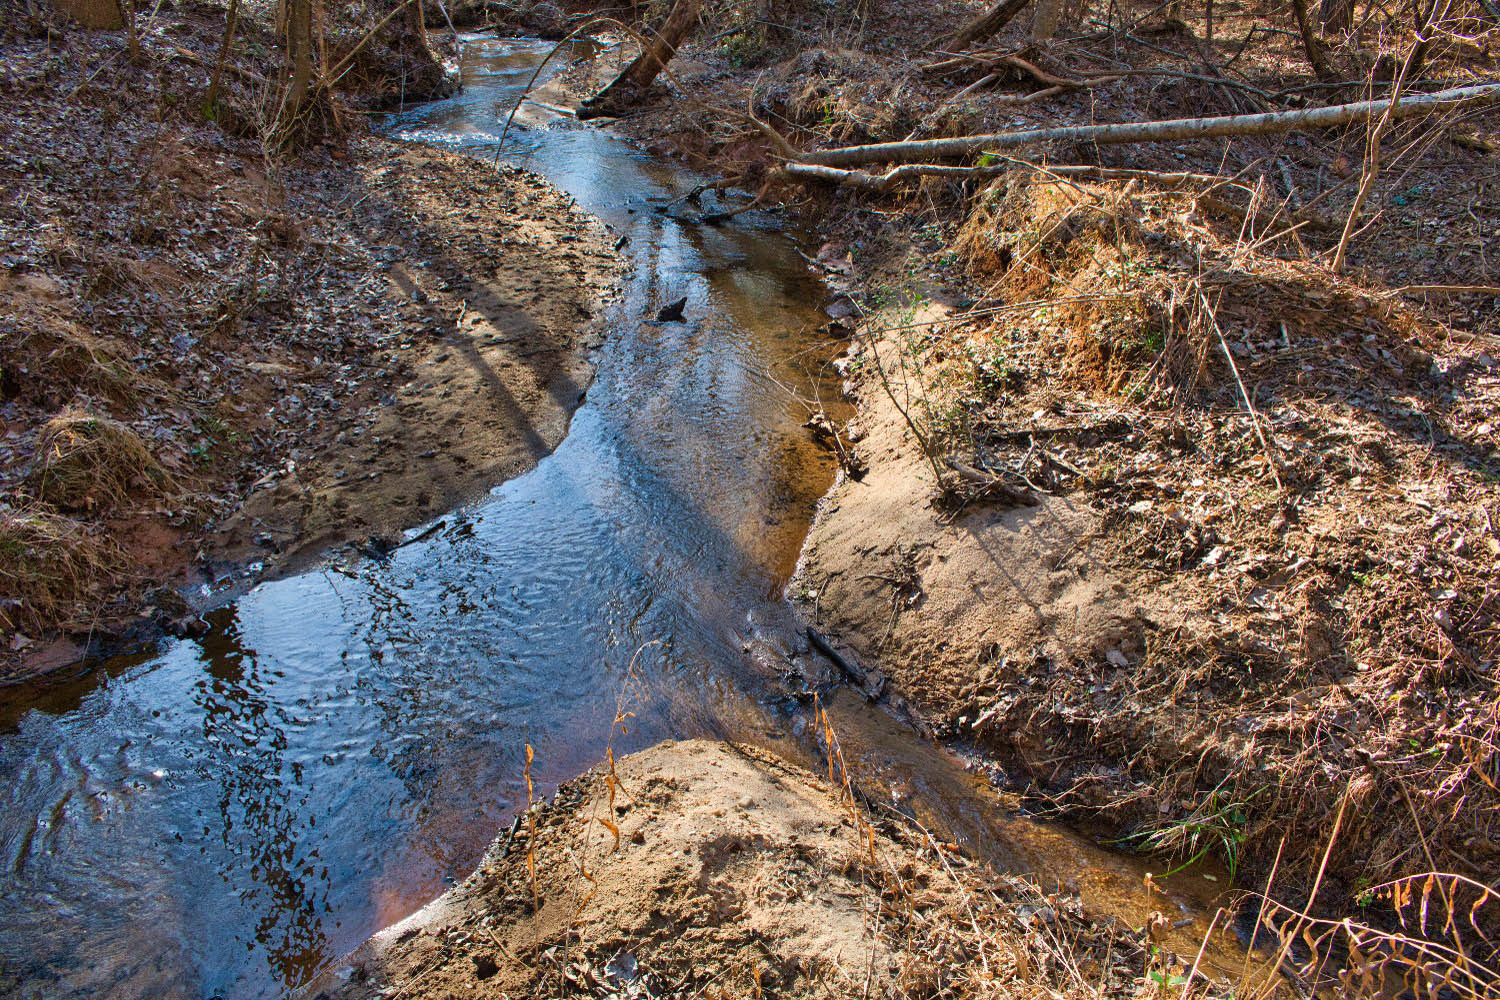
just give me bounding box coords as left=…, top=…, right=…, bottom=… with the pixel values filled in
left=516, top=0, right=1500, bottom=945
left=0, top=6, right=620, bottom=681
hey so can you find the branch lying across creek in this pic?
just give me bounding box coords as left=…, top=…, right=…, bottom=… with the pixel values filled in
left=791, top=82, right=1500, bottom=168
left=806, top=627, right=886, bottom=700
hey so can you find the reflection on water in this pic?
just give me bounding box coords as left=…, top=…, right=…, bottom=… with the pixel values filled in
left=0, top=37, right=1236, bottom=1000
left=0, top=37, right=846, bottom=998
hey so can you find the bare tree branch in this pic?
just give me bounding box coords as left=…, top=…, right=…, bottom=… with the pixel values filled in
left=793, top=82, right=1500, bottom=167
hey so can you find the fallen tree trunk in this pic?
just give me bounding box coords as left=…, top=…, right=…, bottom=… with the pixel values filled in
left=940, top=0, right=1032, bottom=50
left=578, top=0, right=702, bottom=119
left=794, top=82, right=1500, bottom=167
left=782, top=161, right=1009, bottom=190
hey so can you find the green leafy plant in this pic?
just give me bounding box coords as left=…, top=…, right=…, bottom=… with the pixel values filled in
left=1115, top=781, right=1257, bottom=880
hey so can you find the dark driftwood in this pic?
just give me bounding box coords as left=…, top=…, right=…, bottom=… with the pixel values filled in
left=807, top=628, right=885, bottom=700
left=942, top=456, right=1038, bottom=507
left=655, top=297, right=688, bottom=322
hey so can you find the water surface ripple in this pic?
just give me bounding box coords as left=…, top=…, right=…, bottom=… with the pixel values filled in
left=0, top=37, right=851, bottom=998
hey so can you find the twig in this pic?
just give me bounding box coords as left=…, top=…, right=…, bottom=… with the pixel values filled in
left=1196, top=285, right=1284, bottom=494
left=1392, top=284, right=1500, bottom=296
left=1332, top=39, right=1416, bottom=273
left=1181, top=907, right=1222, bottom=998
left=388, top=959, right=440, bottom=1000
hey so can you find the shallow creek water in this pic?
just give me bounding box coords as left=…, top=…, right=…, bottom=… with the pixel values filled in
left=0, top=37, right=1241, bottom=998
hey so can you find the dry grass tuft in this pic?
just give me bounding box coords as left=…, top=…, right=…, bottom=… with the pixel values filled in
left=0, top=504, right=116, bottom=636
left=29, top=409, right=172, bottom=513
left=951, top=173, right=1443, bottom=403
left=1237, top=868, right=1500, bottom=1000
left=9, top=326, right=137, bottom=404
left=0, top=275, right=145, bottom=409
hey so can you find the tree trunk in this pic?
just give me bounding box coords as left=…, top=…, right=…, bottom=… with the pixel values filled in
left=403, top=0, right=428, bottom=52
left=1029, top=0, right=1063, bottom=41
left=1290, top=0, right=1337, bottom=80
left=793, top=82, right=1500, bottom=167
left=121, top=0, right=140, bottom=59
left=1320, top=0, right=1354, bottom=33
left=1400, top=0, right=1443, bottom=84
left=285, top=0, right=316, bottom=121
left=942, top=0, right=1032, bottom=50
left=204, top=0, right=242, bottom=116
left=577, top=0, right=701, bottom=118
left=52, top=0, right=124, bottom=28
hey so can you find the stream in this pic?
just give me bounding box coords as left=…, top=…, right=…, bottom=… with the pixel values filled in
left=0, top=36, right=1235, bottom=999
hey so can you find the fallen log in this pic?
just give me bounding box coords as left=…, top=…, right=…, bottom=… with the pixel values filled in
left=940, top=0, right=1033, bottom=50
left=578, top=0, right=702, bottom=120
left=784, top=159, right=1337, bottom=232
left=793, top=82, right=1500, bottom=168
left=781, top=161, right=1010, bottom=190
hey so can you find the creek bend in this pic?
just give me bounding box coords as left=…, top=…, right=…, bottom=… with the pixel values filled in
left=0, top=36, right=1232, bottom=998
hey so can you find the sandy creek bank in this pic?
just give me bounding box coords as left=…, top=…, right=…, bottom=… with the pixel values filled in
left=206, top=149, right=621, bottom=577
left=300, top=740, right=1155, bottom=1000
left=0, top=19, right=620, bottom=680
left=792, top=316, right=1160, bottom=751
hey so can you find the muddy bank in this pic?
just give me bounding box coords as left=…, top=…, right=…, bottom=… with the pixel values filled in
left=207, top=149, right=619, bottom=576
left=301, top=739, right=1153, bottom=1000
left=0, top=15, right=619, bottom=680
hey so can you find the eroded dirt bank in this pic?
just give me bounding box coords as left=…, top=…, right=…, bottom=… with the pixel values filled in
left=497, top=0, right=1500, bottom=932
left=301, top=739, right=1155, bottom=1000
left=789, top=175, right=1500, bottom=918
left=0, top=11, right=620, bottom=680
